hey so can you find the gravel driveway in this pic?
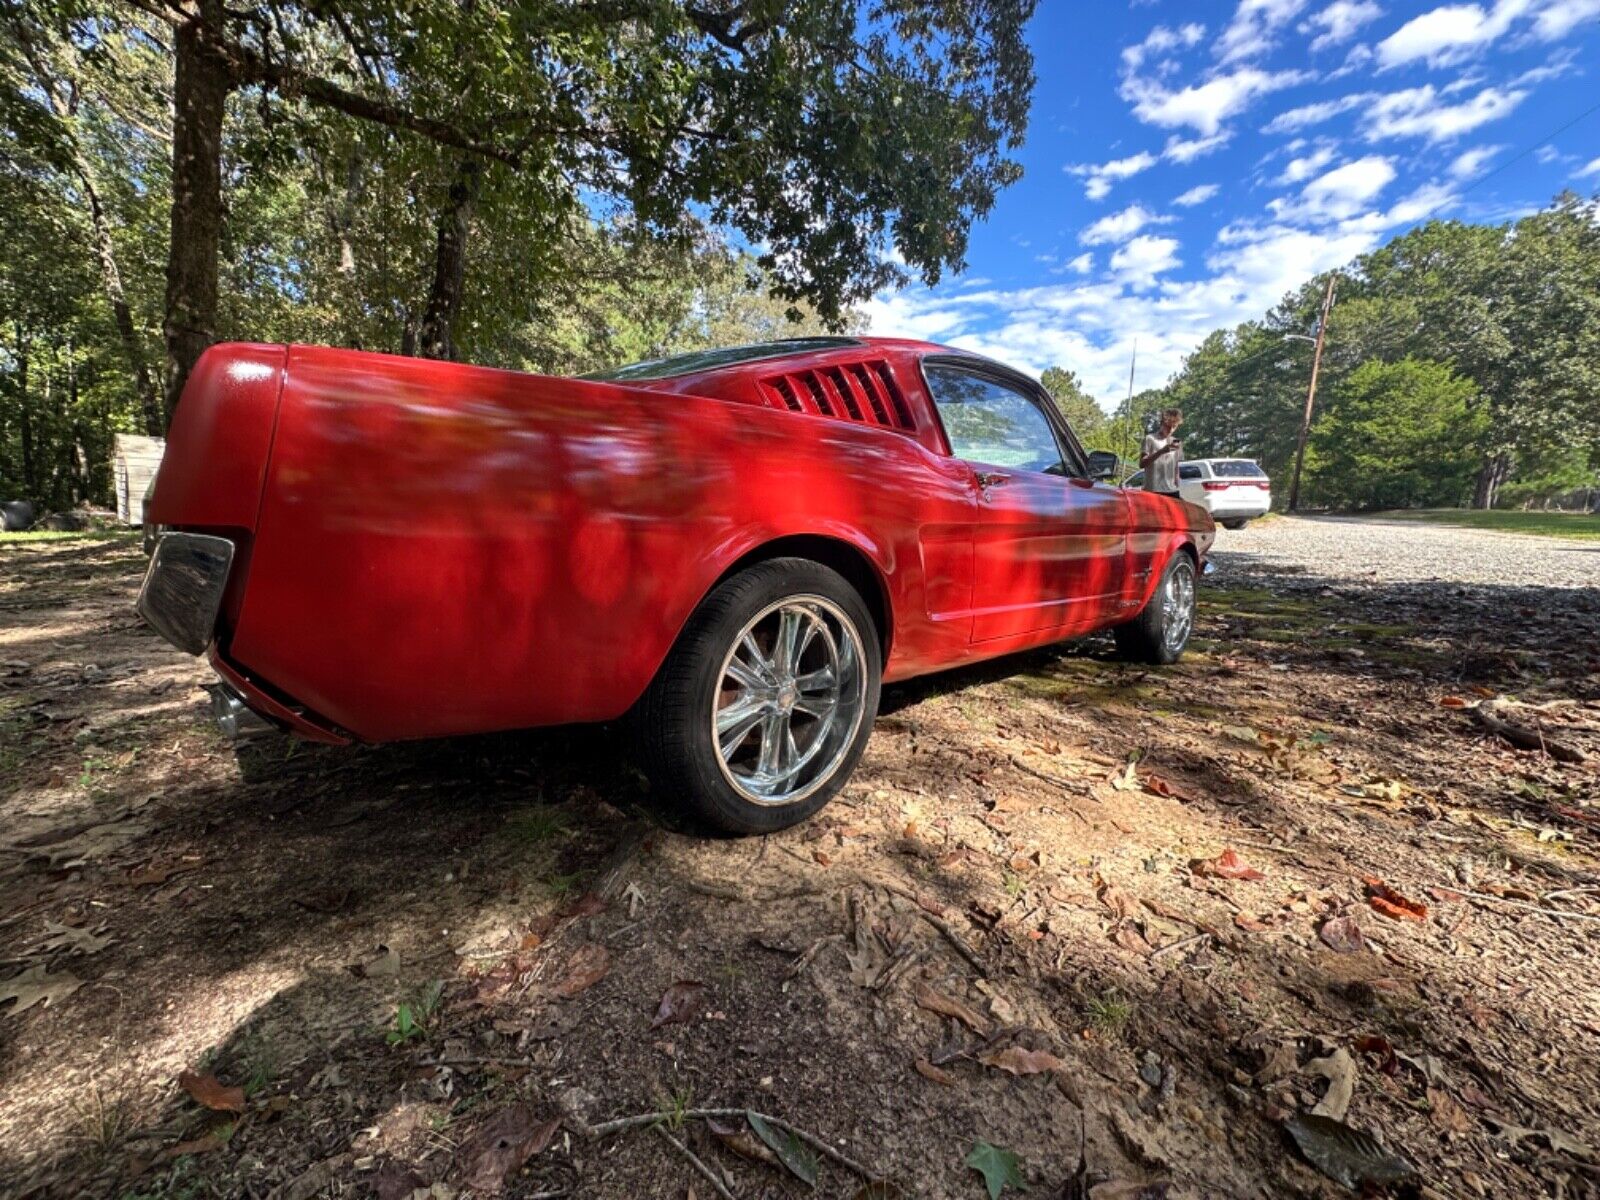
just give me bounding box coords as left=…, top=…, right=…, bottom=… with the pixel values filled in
left=1210, top=514, right=1600, bottom=590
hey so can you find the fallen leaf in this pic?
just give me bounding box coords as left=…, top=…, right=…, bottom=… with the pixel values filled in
left=966, top=1139, right=1025, bottom=1200
left=707, top=1118, right=778, bottom=1165
left=357, top=945, right=400, bottom=979
left=1427, top=1087, right=1472, bottom=1137
left=1110, top=758, right=1139, bottom=791
left=978, top=1046, right=1067, bottom=1076
left=1317, top=915, right=1367, bottom=954
left=551, top=943, right=610, bottom=997
left=458, top=1105, right=558, bottom=1194
left=0, top=964, right=81, bottom=1015
left=1110, top=923, right=1152, bottom=956
left=35, top=921, right=112, bottom=956
left=178, top=1069, right=245, bottom=1114
left=1191, top=849, right=1265, bottom=881
left=1233, top=913, right=1271, bottom=933
left=129, top=862, right=188, bottom=886
left=1362, top=876, right=1427, bottom=922
left=1438, top=696, right=1468, bottom=708
left=813, top=849, right=833, bottom=866
left=1141, top=774, right=1190, bottom=802
left=914, top=982, right=990, bottom=1036
left=1282, top=1112, right=1415, bottom=1191
left=650, top=980, right=706, bottom=1028
left=1307, top=1049, right=1356, bottom=1121
left=914, top=1058, right=956, bottom=1086
left=1353, top=1035, right=1398, bottom=1076
left=747, top=1112, right=819, bottom=1188
left=1098, top=884, right=1139, bottom=921
left=559, top=892, right=606, bottom=920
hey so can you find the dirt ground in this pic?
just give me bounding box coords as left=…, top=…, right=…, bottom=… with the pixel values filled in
left=2, top=524, right=1599, bottom=1200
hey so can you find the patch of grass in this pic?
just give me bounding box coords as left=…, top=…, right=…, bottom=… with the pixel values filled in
left=509, top=805, right=569, bottom=845
left=544, top=870, right=583, bottom=899
left=1002, top=872, right=1027, bottom=900
left=0, top=529, right=137, bottom=544
left=1370, top=508, right=1600, bottom=541
left=655, top=1085, right=694, bottom=1132
left=1084, top=991, right=1134, bottom=1038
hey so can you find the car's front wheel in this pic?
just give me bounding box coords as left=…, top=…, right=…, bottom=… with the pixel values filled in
left=636, top=558, right=881, bottom=834
left=1221, top=518, right=1249, bottom=530
left=1113, top=552, right=1197, bottom=665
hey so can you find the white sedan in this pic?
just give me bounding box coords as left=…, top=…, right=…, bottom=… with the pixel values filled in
left=1125, top=458, right=1272, bottom=529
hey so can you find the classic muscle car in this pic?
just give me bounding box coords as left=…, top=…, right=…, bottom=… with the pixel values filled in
left=139, top=337, right=1214, bottom=832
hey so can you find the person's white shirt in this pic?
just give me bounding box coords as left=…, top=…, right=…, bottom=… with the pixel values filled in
left=1142, top=433, right=1180, bottom=494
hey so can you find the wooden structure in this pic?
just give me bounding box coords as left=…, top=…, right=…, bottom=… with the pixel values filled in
left=113, top=434, right=165, bottom=525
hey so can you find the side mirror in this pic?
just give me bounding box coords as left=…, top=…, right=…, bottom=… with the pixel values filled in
left=1086, top=450, right=1120, bottom=482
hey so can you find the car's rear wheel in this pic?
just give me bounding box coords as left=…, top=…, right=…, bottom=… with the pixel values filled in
left=1221, top=518, right=1248, bottom=530
left=1113, top=552, right=1197, bottom=665
left=636, top=558, right=881, bottom=834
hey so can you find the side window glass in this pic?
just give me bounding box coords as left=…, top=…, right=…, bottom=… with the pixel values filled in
left=1179, top=463, right=1201, bottom=481
left=924, top=366, right=1064, bottom=475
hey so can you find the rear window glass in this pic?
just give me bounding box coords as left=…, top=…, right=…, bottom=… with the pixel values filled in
left=1179, top=464, right=1202, bottom=480
left=581, top=338, right=863, bottom=381
left=1212, top=460, right=1265, bottom=478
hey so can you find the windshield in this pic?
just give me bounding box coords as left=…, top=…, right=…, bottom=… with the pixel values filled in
left=1212, top=460, right=1265, bottom=478
left=580, top=338, right=864, bottom=382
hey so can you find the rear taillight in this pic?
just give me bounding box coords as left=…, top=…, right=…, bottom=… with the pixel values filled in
left=1202, top=481, right=1230, bottom=491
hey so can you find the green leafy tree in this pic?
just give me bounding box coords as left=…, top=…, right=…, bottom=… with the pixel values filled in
left=1307, top=358, right=1485, bottom=510
left=27, top=0, right=1036, bottom=420
left=1040, top=366, right=1108, bottom=445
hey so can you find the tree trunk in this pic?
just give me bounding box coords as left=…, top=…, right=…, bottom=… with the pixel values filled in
left=416, top=160, right=482, bottom=361
left=162, top=0, right=230, bottom=426
left=75, top=158, right=163, bottom=437
left=1472, top=452, right=1510, bottom=510
left=17, top=330, right=34, bottom=497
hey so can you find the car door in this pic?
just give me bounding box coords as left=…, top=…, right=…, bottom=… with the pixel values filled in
left=1178, top=462, right=1205, bottom=505
left=923, top=361, right=1128, bottom=642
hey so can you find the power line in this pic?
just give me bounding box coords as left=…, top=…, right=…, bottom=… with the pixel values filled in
left=1456, top=94, right=1600, bottom=200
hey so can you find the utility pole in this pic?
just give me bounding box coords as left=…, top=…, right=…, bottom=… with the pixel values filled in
left=1287, top=273, right=1337, bottom=513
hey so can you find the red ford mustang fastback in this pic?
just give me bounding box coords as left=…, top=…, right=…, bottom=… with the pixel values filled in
left=139, top=337, right=1213, bottom=832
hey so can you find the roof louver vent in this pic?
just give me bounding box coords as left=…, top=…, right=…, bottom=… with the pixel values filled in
left=757, top=361, right=914, bottom=431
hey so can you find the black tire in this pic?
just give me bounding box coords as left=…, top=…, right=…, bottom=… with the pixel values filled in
left=635, top=558, right=882, bottom=835
left=1113, top=552, right=1197, bottom=665
left=1221, top=518, right=1248, bottom=530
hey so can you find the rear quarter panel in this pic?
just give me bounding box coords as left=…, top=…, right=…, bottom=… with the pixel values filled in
left=228, top=347, right=976, bottom=741
left=1123, top=489, right=1215, bottom=608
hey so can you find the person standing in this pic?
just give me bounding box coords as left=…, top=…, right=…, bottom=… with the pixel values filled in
left=1140, top=408, right=1183, bottom=499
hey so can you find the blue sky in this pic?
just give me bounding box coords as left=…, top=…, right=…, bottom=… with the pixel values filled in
left=866, top=0, right=1600, bottom=408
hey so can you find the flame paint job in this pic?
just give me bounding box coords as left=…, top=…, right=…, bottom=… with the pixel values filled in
left=148, top=339, right=1213, bottom=743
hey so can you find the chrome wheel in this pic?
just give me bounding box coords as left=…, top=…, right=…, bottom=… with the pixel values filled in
left=1161, top=559, right=1196, bottom=655
left=711, top=594, right=868, bottom=807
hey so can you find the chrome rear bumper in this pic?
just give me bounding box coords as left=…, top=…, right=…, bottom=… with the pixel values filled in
left=136, top=532, right=235, bottom=655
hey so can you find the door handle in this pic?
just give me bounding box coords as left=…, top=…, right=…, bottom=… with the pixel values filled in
left=975, top=471, right=1010, bottom=493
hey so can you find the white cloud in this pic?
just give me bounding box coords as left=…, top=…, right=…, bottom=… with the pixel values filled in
left=1123, top=66, right=1309, bottom=135
left=1531, top=0, right=1600, bottom=38
left=1163, top=131, right=1233, bottom=162
left=1111, top=235, right=1184, bottom=286
left=1066, top=252, right=1095, bottom=274
left=1217, top=0, right=1312, bottom=62
left=1364, top=84, right=1526, bottom=141
left=1081, top=204, right=1173, bottom=245
left=1303, top=155, right=1397, bottom=211
left=1301, top=1, right=1384, bottom=51
left=1121, top=22, right=1207, bottom=71
left=1578, top=156, right=1600, bottom=178
left=1068, top=151, right=1159, bottom=200
left=1376, top=0, right=1599, bottom=69
left=1376, top=1, right=1528, bottom=68
left=1277, top=144, right=1339, bottom=182
left=1262, top=92, right=1370, bottom=133
left=1449, top=144, right=1503, bottom=177
left=1174, top=183, right=1221, bottom=206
